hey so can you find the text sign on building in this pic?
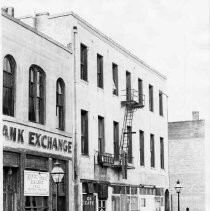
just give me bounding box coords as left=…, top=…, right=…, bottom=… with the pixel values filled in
left=2, top=123, right=72, bottom=156
left=83, top=194, right=96, bottom=211
left=24, top=170, right=49, bottom=196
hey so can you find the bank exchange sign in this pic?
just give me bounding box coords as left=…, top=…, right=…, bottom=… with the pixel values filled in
left=2, top=121, right=72, bottom=156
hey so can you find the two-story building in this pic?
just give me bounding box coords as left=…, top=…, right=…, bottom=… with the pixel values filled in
left=18, top=11, right=169, bottom=211
left=2, top=9, right=74, bottom=211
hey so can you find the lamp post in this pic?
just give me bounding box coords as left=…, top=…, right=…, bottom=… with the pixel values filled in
left=51, top=160, right=65, bottom=211
left=174, top=180, right=183, bottom=211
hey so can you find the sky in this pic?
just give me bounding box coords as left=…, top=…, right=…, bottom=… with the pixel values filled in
left=2, top=0, right=209, bottom=121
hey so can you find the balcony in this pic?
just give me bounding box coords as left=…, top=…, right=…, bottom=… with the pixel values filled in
left=98, top=153, right=114, bottom=167
left=121, top=89, right=145, bottom=109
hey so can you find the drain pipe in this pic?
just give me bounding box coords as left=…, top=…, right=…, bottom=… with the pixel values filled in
left=72, top=25, right=79, bottom=211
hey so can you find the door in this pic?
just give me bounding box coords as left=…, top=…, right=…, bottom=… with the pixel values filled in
left=3, top=167, right=20, bottom=211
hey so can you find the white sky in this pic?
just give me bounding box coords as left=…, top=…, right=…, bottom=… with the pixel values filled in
left=2, top=0, right=209, bottom=121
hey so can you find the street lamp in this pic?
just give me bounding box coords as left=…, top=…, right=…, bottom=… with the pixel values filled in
left=51, top=160, right=65, bottom=211
left=174, top=180, right=183, bottom=211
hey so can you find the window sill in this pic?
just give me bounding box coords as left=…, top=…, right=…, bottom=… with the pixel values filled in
left=150, top=167, right=156, bottom=170
left=112, top=93, right=119, bottom=98
left=97, top=87, right=104, bottom=92
left=80, top=79, right=89, bottom=85
left=81, top=154, right=90, bottom=158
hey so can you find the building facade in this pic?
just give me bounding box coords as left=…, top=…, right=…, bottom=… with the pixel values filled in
left=2, top=7, right=169, bottom=211
left=2, top=10, right=74, bottom=211
left=168, top=113, right=205, bottom=211
left=19, top=11, right=169, bottom=211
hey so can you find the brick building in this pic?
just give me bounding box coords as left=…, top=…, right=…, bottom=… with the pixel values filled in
left=168, top=112, right=205, bottom=211
left=2, top=9, right=74, bottom=211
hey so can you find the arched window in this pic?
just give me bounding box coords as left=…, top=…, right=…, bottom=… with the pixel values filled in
left=29, top=65, right=45, bottom=124
left=3, top=55, right=15, bottom=116
left=56, top=78, right=65, bottom=130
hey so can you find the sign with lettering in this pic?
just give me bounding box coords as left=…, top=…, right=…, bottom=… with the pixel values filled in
left=83, top=194, right=96, bottom=211
left=2, top=123, right=72, bottom=156
left=24, top=170, right=49, bottom=196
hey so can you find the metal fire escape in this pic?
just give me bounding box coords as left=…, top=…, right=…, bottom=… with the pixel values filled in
left=119, top=89, right=145, bottom=178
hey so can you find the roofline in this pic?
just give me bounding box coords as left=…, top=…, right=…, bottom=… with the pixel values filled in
left=2, top=11, right=72, bottom=54
left=48, top=11, right=167, bottom=80
left=169, top=119, right=205, bottom=124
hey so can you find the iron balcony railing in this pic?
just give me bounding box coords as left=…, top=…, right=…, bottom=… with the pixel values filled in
left=98, top=152, right=134, bottom=167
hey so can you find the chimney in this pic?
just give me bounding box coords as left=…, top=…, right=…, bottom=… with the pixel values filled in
left=2, top=7, right=14, bottom=17
left=192, top=111, right=199, bottom=120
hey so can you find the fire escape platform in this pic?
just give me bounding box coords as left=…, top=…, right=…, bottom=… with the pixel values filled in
left=121, top=100, right=144, bottom=109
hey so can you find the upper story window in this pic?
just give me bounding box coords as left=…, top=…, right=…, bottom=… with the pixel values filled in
left=112, top=63, right=118, bottom=95
left=139, top=130, right=145, bottom=166
left=149, top=84, right=154, bottom=112
left=3, top=55, right=16, bottom=116
left=159, top=91, right=163, bottom=116
left=97, top=54, right=103, bottom=89
left=138, top=78, right=143, bottom=104
left=81, top=110, right=88, bottom=155
left=160, top=137, right=164, bottom=169
left=126, top=71, right=131, bottom=101
left=98, top=116, right=105, bottom=153
left=29, top=65, right=45, bottom=124
left=150, top=134, right=155, bottom=167
left=80, top=43, right=88, bottom=81
left=113, top=121, right=119, bottom=161
left=56, top=78, right=65, bottom=130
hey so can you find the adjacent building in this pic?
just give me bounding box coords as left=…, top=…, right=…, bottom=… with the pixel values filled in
left=168, top=112, right=205, bottom=211
left=2, top=7, right=169, bottom=211
left=2, top=9, right=74, bottom=211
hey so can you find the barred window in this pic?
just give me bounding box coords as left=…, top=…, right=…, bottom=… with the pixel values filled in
left=56, top=78, right=65, bottom=130
left=3, top=55, right=15, bottom=116
left=29, top=65, right=45, bottom=124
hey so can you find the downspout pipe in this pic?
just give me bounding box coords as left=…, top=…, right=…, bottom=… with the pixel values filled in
left=73, top=26, right=79, bottom=211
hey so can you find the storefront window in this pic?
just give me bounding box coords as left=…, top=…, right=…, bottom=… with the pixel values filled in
left=25, top=196, right=48, bottom=211
left=98, top=200, right=106, bottom=211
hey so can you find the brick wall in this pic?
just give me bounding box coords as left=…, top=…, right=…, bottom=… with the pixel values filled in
left=168, top=120, right=205, bottom=211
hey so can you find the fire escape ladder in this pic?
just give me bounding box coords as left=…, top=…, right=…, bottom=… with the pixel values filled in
left=121, top=107, right=134, bottom=153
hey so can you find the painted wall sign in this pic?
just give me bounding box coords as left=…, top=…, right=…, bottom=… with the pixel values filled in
left=83, top=194, right=96, bottom=211
left=2, top=124, right=72, bottom=154
left=24, top=170, right=49, bottom=196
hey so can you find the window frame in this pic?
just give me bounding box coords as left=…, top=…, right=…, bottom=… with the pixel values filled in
left=80, top=43, right=88, bottom=81
left=56, top=78, right=65, bottom=131
left=81, top=110, right=89, bottom=155
left=150, top=134, right=155, bottom=168
left=112, top=63, right=118, bottom=96
left=3, top=55, right=16, bottom=117
left=149, top=84, right=154, bottom=112
left=98, top=116, right=105, bottom=153
left=113, top=121, right=119, bottom=161
left=159, top=90, right=163, bottom=116
left=28, top=65, right=45, bottom=125
left=97, top=54, right=103, bottom=89
left=160, top=137, right=164, bottom=169
left=139, top=130, right=145, bottom=166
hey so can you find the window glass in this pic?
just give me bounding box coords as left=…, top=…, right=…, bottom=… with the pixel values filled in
left=29, top=65, right=45, bottom=124
left=3, top=56, right=15, bottom=116
left=56, top=79, right=65, bottom=130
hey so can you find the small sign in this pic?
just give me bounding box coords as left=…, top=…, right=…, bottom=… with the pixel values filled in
left=83, top=194, right=96, bottom=211
left=24, top=170, right=49, bottom=196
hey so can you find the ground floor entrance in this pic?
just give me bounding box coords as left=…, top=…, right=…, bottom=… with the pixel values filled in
left=3, top=150, right=70, bottom=211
